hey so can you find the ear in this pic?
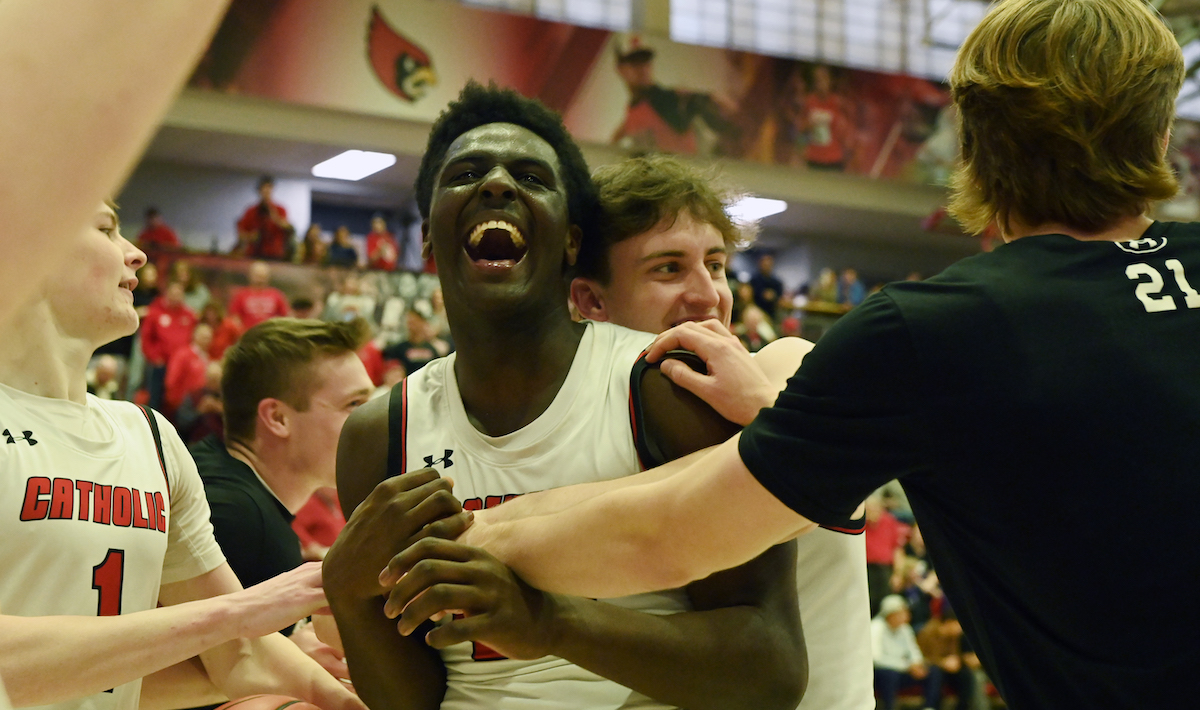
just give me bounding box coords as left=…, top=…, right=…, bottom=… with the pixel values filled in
left=420, top=221, right=432, bottom=260
left=570, top=277, right=610, bottom=322
left=564, top=224, right=582, bottom=267
left=257, top=398, right=291, bottom=440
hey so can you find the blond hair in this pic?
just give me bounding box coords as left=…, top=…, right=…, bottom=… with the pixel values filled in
left=948, top=0, right=1184, bottom=235
left=222, top=317, right=370, bottom=445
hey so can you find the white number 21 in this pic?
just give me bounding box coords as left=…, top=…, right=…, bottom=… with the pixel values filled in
left=1125, top=260, right=1200, bottom=313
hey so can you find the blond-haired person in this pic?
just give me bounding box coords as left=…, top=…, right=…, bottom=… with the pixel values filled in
left=396, top=2, right=1199, bottom=707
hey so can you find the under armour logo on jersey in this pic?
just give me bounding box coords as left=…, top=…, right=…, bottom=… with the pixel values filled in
left=1116, top=237, right=1167, bottom=254
left=3, top=428, right=37, bottom=446
left=423, top=450, right=454, bottom=468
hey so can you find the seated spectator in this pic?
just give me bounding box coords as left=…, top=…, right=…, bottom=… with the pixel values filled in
left=839, top=267, right=866, bottom=307
left=365, top=215, right=398, bottom=271
left=235, top=175, right=293, bottom=260
left=291, top=488, right=346, bottom=562
left=326, top=226, right=359, bottom=268
left=810, top=267, right=840, bottom=304
left=295, top=224, right=328, bottom=265
left=429, top=287, right=452, bottom=341
left=136, top=207, right=181, bottom=251
left=165, top=322, right=212, bottom=415
left=176, top=361, right=225, bottom=445
left=86, top=354, right=123, bottom=400
left=167, top=258, right=211, bottom=313
left=199, top=301, right=243, bottom=361
left=917, top=606, right=977, bottom=710
left=872, top=595, right=942, bottom=710
left=735, top=302, right=776, bottom=352
left=370, top=361, right=406, bottom=400
left=381, top=303, right=449, bottom=376
left=895, top=524, right=941, bottom=632
left=750, top=252, right=784, bottom=319
left=229, top=261, right=290, bottom=330
left=140, top=279, right=196, bottom=411
left=323, top=273, right=376, bottom=324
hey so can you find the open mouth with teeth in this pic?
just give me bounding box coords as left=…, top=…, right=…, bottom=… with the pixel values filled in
left=465, top=220, right=528, bottom=266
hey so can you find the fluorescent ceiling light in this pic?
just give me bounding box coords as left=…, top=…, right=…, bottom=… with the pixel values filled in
left=727, top=196, right=787, bottom=222
left=312, top=150, right=397, bottom=181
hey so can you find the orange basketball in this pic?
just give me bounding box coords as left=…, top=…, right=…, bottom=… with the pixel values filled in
left=216, top=695, right=322, bottom=710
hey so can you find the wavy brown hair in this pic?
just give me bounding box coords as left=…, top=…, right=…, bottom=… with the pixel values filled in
left=948, top=0, right=1184, bottom=235
left=578, top=154, right=753, bottom=284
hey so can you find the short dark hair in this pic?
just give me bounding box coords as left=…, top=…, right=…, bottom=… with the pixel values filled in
left=414, top=82, right=597, bottom=236
left=578, top=154, right=752, bottom=284
left=145, top=207, right=160, bottom=219
left=222, top=317, right=370, bottom=446
left=257, top=175, right=275, bottom=189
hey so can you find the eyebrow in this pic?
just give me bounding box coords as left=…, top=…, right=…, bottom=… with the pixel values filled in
left=638, top=246, right=728, bottom=263
left=442, top=154, right=557, bottom=175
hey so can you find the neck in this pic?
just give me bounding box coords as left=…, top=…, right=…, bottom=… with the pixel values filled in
left=226, top=439, right=317, bottom=513
left=0, top=301, right=97, bottom=403
left=1005, top=214, right=1154, bottom=243
left=448, top=302, right=586, bottom=437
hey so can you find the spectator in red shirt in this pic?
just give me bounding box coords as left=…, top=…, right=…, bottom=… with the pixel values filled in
left=176, top=360, right=225, bottom=445
left=141, top=279, right=197, bottom=410
left=365, top=215, right=398, bottom=271
left=235, top=175, right=293, bottom=260
left=136, top=207, right=181, bottom=251
left=865, top=493, right=910, bottom=616
left=199, top=301, right=243, bottom=361
left=228, top=260, right=290, bottom=330
left=165, top=321, right=212, bottom=415
left=291, top=488, right=346, bottom=561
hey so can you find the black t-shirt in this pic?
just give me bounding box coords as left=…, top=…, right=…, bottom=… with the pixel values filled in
left=740, top=223, right=1200, bottom=708
left=191, top=435, right=303, bottom=633
left=383, top=338, right=443, bottom=376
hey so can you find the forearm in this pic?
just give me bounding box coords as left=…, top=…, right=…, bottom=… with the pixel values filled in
left=480, top=448, right=710, bottom=524
left=0, top=599, right=246, bottom=707
left=201, top=634, right=354, bottom=710
left=0, top=0, right=230, bottom=324
left=140, top=658, right=226, bottom=710
left=545, top=598, right=803, bottom=710
left=331, top=599, right=444, bottom=710
left=482, top=438, right=811, bottom=597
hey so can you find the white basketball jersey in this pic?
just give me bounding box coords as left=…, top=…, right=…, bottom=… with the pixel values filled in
left=397, top=321, right=690, bottom=710
left=0, top=384, right=225, bottom=710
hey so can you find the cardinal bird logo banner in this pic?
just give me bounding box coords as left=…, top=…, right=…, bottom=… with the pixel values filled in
left=367, top=5, right=436, bottom=102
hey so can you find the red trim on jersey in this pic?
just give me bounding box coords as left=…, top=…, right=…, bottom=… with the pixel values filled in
left=821, top=520, right=866, bottom=535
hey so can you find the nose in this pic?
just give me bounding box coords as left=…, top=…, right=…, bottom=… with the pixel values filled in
left=480, top=166, right=517, bottom=202
left=122, top=236, right=147, bottom=271
left=681, top=266, right=721, bottom=311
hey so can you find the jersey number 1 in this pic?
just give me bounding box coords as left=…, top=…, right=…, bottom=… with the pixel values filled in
left=92, top=549, right=125, bottom=617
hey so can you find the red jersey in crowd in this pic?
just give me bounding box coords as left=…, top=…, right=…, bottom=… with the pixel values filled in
left=141, top=298, right=197, bottom=366
left=165, top=343, right=209, bottom=413
left=366, top=230, right=399, bottom=271
left=357, top=341, right=385, bottom=387
left=228, top=286, right=290, bottom=330
left=864, top=508, right=909, bottom=565
left=137, top=223, right=180, bottom=250
left=208, top=317, right=243, bottom=361
left=236, top=201, right=290, bottom=259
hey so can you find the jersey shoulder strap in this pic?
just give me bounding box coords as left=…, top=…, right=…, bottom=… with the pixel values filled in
left=387, top=379, right=408, bottom=478
left=136, top=404, right=171, bottom=498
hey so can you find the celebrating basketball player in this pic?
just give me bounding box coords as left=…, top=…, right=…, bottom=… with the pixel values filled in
left=392, top=1, right=1199, bottom=707
left=323, top=83, right=805, bottom=710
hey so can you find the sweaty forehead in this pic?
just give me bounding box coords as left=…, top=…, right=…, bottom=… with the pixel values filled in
left=441, top=122, right=561, bottom=174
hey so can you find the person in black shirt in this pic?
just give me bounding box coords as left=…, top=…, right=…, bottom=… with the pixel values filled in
left=193, top=317, right=373, bottom=675
left=397, top=2, right=1199, bottom=708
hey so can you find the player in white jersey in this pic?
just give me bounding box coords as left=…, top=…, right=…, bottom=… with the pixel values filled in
left=323, top=84, right=805, bottom=710
left=566, top=154, right=873, bottom=710
left=0, top=202, right=364, bottom=710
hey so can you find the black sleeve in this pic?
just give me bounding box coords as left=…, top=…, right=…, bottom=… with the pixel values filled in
left=739, top=292, right=927, bottom=530
left=205, top=486, right=267, bottom=584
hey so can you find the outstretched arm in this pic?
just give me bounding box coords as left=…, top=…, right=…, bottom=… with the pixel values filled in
left=0, top=562, right=326, bottom=708
left=0, top=0, right=230, bottom=326
left=431, top=436, right=815, bottom=599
